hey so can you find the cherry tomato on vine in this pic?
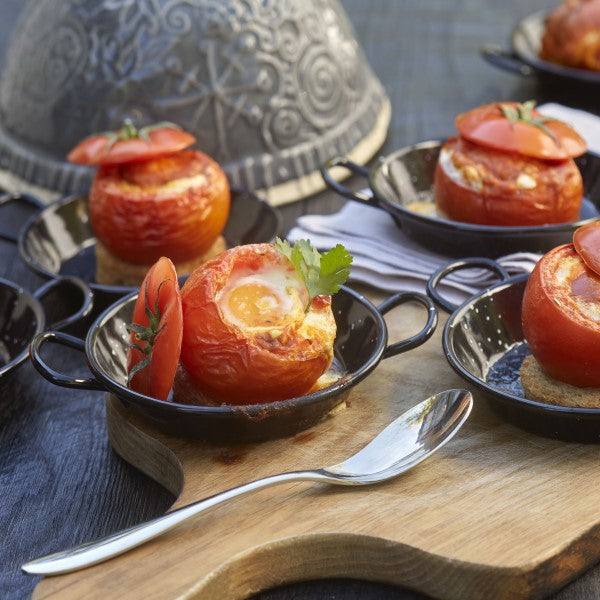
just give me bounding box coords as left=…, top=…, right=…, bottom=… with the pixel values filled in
left=127, top=257, right=183, bottom=400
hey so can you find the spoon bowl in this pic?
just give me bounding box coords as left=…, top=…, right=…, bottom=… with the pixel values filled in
left=322, top=388, right=472, bottom=483
left=22, top=388, right=472, bottom=576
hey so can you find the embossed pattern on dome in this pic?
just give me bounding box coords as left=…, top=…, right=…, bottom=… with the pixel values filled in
left=0, top=0, right=390, bottom=203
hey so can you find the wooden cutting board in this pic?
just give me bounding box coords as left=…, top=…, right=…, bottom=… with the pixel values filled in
left=33, top=299, right=600, bottom=600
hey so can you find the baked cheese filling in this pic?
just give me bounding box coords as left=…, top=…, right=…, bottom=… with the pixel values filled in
left=439, top=146, right=539, bottom=192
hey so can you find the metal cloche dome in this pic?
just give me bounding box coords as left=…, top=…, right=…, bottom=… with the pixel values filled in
left=0, top=0, right=390, bottom=204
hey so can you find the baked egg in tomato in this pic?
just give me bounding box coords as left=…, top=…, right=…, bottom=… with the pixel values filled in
left=174, top=243, right=338, bottom=405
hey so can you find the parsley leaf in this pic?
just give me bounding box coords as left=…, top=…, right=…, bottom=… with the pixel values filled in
left=275, top=237, right=352, bottom=309
left=319, top=243, right=353, bottom=295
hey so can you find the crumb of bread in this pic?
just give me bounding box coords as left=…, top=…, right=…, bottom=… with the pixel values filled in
left=520, top=355, right=600, bottom=408
left=95, top=236, right=226, bottom=287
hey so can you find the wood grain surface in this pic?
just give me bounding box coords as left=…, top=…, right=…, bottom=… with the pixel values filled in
left=32, top=301, right=600, bottom=600
left=4, top=1, right=600, bottom=599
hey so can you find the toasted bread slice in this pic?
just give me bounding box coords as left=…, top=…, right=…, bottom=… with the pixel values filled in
left=520, top=354, right=600, bottom=408
left=95, top=235, right=226, bottom=287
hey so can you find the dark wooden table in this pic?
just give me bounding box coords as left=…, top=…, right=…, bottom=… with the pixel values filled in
left=1, top=1, right=599, bottom=598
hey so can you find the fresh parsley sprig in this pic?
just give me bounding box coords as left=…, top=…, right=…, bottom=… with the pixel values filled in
left=275, top=238, right=352, bottom=311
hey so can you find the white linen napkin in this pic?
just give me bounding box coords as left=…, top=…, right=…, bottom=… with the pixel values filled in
left=539, top=103, right=600, bottom=155
left=288, top=103, right=598, bottom=305
left=288, top=202, right=540, bottom=305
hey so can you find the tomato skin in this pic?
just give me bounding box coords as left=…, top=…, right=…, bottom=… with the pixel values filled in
left=522, top=244, right=600, bottom=388
left=68, top=126, right=195, bottom=165
left=89, top=150, right=230, bottom=264
left=573, top=221, right=600, bottom=276
left=434, top=137, right=583, bottom=226
left=127, top=257, right=183, bottom=400
left=178, top=244, right=336, bottom=405
left=455, top=102, right=586, bottom=160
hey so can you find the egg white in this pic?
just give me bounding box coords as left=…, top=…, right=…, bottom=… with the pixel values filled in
left=217, top=265, right=308, bottom=332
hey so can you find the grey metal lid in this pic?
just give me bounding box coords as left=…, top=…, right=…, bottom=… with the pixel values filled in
left=0, top=0, right=390, bottom=205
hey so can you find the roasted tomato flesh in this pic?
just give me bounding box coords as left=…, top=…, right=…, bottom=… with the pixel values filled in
left=177, top=244, right=336, bottom=404
left=89, top=150, right=230, bottom=264
left=522, top=243, right=600, bottom=388
left=434, top=136, right=583, bottom=226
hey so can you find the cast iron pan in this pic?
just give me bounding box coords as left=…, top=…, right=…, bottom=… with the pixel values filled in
left=18, top=188, right=281, bottom=309
left=428, top=259, right=600, bottom=443
left=321, top=141, right=600, bottom=258
left=0, top=191, right=46, bottom=243
left=481, top=10, right=600, bottom=85
left=29, top=287, right=437, bottom=443
left=0, top=191, right=94, bottom=378
left=0, top=276, right=93, bottom=380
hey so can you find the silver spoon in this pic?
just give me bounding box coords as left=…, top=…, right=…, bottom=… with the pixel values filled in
left=22, top=388, right=472, bottom=576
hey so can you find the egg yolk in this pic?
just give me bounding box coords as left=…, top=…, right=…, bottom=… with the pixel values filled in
left=217, top=266, right=307, bottom=332
left=226, top=282, right=290, bottom=328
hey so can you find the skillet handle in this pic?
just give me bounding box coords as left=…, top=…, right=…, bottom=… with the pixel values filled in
left=427, top=258, right=511, bottom=313
left=320, top=157, right=378, bottom=206
left=377, top=292, right=438, bottom=359
left=29, top=331, right=105, bottom=391
left=33, top=277, right=94, bottom=331
left=480, top=45, right=534, bottom=77
left=0, top=192, right=45, bottom=243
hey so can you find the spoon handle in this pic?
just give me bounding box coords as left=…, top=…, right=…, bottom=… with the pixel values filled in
left=22, top=469, right=324, bottom=576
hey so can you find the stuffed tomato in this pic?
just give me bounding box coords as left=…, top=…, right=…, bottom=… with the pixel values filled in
left=175, top=243, right=338, bottom=404
left=540, top=0, right=600, bottom=71
left=434, top=101, right=586, bottom=226
left=522, top=242, right=600, bottom=388
left=90, top=150, right=230, bottom=264
left=434, top=136, right=583, bottom=225
left=69, top=120, right=230, bottom=286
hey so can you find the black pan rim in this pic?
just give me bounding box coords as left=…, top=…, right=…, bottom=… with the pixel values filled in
left=84, top=284, right=388, bottom=418
left=370, top=140, right=600, bottom=236
left=511, top=9, right=600, bottom=85
left=442, top=273, right=600, bottom=418
left=17, top=188, right=281, bottom=296
left=0, top=276, right=46, bottom=378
